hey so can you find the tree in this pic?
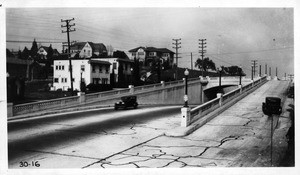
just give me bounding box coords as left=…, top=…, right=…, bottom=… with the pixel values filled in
left=117, top=63, right=125, bottom=87
left=30, top=39, right=39, bottom=60
left=222, top=66, right=245, bottom=76
left=22, top=47, right=30, bottom=60
left=133, top=57, right=141, bottom=86
left=6, top=49, right=14, bottom=57
left=195, top=57, right=216, bottom=72
left=110, top=69, right=116, bottom=88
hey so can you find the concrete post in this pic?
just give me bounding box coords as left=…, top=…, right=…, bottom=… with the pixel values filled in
left=181, top=107, right=191, bottom=127
left=217, top=93, right=223, bottom=106
left=77, top=92, right=86, bottom=103
left=161, top=81, right=165, bottom=103
left=199, top=76, right=203, bottom=104
left=129, top=85, right=134, bottom=94
left=238, top=85, right=242, bottom=94
left=7, top=103, right=13, bottom=118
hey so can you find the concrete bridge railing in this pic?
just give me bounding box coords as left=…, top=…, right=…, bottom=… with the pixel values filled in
left=8, top=76, right=256, bottom=117
left=8, top=77, right=200, bottom=117
left=181, top=76, right=267, bottom=127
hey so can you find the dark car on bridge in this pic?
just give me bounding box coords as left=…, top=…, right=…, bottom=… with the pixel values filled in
left=262, top=97, right=282, bottom=115
left=115, top=96, right=138, bottom=110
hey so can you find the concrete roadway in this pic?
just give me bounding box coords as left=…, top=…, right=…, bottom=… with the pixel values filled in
left=8, top=80, right=292, bottom=168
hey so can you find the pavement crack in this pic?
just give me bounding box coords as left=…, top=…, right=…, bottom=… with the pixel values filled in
left=82, top=134, right=164, bottom=168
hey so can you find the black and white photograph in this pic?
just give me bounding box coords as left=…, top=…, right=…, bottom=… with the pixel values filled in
left=0, top=0, right=298, bottom=174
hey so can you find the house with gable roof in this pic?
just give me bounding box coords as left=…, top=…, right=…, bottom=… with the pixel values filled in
left=128, top=46, right=175, bottom=68
left=69, top=42, right=107, bottom=58
left=37, top=44, right=60, bottom=60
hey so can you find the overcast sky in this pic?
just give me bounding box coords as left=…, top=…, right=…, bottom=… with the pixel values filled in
left=6, top=7, right=294, bottom=77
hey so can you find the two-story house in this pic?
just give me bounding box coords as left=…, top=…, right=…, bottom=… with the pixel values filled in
left=69, top=42, right=107, bottom=58
left=53, top=58, right=111, bottom=91
left=96, top=57, right=134, bottom=85
left=128, top=46, right=175, bottom=68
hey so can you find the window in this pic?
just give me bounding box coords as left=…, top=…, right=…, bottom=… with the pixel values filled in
left=88, top=50, right=91, bottom=56
left=99, top=66, right=102, bottom=73
left=54, top=78, right=59, bottom=83
left=163, top=53, right=169, bottom=57
left=61, top=78, right=67, bottom=83
left=113, top=63, right=117, bottom=70
left=62, top=65, right=64, bottom=70
left=92, top=65, right=96, bottom=72
left=81, top=65, right=85, bottom=72
left=138, top=52, right=144, bottom=56
left=125, top=64, right=128, bottom=71
left=149, top=52, right=156, bottom=56
left=132, top=52, right=136, bottom=56
left=56, top=66, right=58, bottom=70
left=106, top=66, right=109, bottom=73
left=102, top=78, right=108, bottom=84
left=93, top=78, right=100, bottom=84
left=59, top=65, right=61, bottom=70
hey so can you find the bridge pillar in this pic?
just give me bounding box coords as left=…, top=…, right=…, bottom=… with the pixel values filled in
left=77, top=92, right=86, bottom=103
left=217, top=93, right=223, bottom=106
left=238, top=85, right=242, bottom=94
left=129, top=85, right=134, bottom=94
left=7, top=103, right=13, bottom=117
left=181, top=107, right=191, bottom=127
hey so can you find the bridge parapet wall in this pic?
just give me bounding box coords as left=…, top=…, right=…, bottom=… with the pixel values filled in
left=181, top=76, right=267, bottom=127
left=9, top=76, right=261, bottom=117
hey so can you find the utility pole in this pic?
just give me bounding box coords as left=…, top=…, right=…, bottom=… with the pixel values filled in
left=199, top=39, right=207, bottom=76
left=191, top=52, right=193, bottom=70
left=61, top=18, right=76, bottom=94
left=269, top=67, right=271, bottom=76
left=276, top=67, right=278, bottom=77
left=259, top=65, right=261, bottom=77
left=265, top=64, right=267, bottom=75
left=251, top=60, right=258, bottom=77
left=172, top=38, right=181, bottom=80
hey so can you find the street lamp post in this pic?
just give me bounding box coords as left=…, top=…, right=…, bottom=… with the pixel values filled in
left=217, top=67, right=222, bottom=87
left=251, top=65, right=254, bottom=81
left=80, top=69, right=83, bottom=92
left=130, top=68, right=134, bottom=85
left=239, top=66, right=242, bottom=85
left=184, top=68, right=189, bottom=107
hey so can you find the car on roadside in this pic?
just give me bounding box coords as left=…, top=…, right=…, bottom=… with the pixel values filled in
left=114, top=95, right=138, bottom=110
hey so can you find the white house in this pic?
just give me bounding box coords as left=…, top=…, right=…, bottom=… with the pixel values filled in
left=95, top=58, right=134, bottom=84
left=69, top=42, right=107, bottom=58
left=53, top=58, right=111, bottom=91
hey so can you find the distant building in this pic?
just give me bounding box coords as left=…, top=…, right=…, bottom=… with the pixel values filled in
left=37, top=45, right=60, bottom=60
left=53, top=58, right=111, bottom=91
left=6, top=56, right=32, bottom=79
left=128, top=46, right=175, bottom=67
left=69, top=42, right=107, bottom=58
left=96, top=57, right=134, bottom=84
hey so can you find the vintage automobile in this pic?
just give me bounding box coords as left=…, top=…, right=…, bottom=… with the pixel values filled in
left=262, top=97, right=282, bottom=115
left=114, top=96, right=138, bottom=110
